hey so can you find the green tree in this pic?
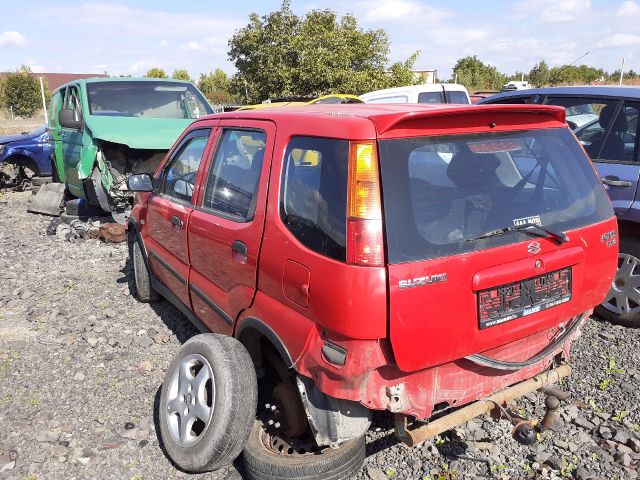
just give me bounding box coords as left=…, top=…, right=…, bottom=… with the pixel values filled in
left=528, top=60, right=550, bottom=87
left=450, top=56, right=506, bottom=93
left=144, top=67, right=168, bottom=79
left=198, top=69, right=235, bottom=104
left=172, top=69, right=192, bottom=82
left=228, top=1, right=420, bottom=103
left=548, top=64, right=605, bottom=85
left=2, top=66, right=41, bottom=117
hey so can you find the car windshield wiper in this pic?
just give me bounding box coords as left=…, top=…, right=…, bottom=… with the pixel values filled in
left=466, top=222, right=569, bottom=244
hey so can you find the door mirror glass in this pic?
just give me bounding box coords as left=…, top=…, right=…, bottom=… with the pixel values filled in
left=127, top=173, right=154, bottom=192
left=59, top=108, right=83, bottom=130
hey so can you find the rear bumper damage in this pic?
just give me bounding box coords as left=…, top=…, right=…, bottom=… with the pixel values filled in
left=296, top=313, right=587, bottom=421
left=394, top=363, right=572, bottom=446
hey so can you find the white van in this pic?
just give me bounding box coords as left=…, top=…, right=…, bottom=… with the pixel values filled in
left=359, top=83, right=470, bottom=105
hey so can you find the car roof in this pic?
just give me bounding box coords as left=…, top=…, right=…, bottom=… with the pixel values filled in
left=359, top=83, right=468, bottom=100
left=482, top=85, right=640, bottom=102
left=53, top=76, right=194, bottom=92
left=196, top=103, right=566, bottom=135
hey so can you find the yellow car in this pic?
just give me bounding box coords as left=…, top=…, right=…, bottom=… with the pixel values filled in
left=237, top=94, right=362, bottom=111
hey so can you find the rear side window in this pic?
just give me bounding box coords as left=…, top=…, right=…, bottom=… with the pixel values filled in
left=446, top=90, right=470, bottom=104
left=280, top=137, right=349, bottom=261
left=379, top=128, right=613, bottom=263
left=418, top=91, right=445, bottom=104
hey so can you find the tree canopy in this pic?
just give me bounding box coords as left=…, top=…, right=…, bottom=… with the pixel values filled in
left=171, top=69, right=192, bottom=82
left=2, top=66, right=42, bottom=117
left=144, top=68, right=168, bottom=79
left=228, top=1, right=421, bottom=103
left=198, top=69, right=235, bottom=104
left=450, top=56, right=506, bottom=92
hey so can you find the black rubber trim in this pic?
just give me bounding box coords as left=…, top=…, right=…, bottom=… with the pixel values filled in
left=189, top=283, right=234, bottom=325
left=235, top=317, right=294, bottom=367
left=465, top=313, right=586, bottom=371
left=148, top=250, right=186, bottom=285
left=150, top=276, right=208, bottom=333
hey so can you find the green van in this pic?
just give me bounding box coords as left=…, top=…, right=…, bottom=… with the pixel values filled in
left=48, top=77, right=213, bottom=220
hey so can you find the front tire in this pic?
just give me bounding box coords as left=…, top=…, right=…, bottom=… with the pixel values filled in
left=596, top=236, right=640, bottom=327
left=160, top=334, right=258, bottom=472
left=131, top=235, right=160, bottom=302
left=242, top=420, right=366, bottom=480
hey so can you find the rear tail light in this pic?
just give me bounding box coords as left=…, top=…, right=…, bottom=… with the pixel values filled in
left=347, top=142, right=384, bottom=266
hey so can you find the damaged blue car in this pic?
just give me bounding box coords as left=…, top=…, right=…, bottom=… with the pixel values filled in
left=0, top=125, right=54, bottom=189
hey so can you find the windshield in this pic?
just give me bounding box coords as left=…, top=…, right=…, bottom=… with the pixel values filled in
left=87, top=81, right=212, bottom=119
left=27, top=126, right=46, bottom=137
left=378, top=128, right=613, bottom=263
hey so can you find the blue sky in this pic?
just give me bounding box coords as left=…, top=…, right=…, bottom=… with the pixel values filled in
left=1, top=0, right=639, bottom=80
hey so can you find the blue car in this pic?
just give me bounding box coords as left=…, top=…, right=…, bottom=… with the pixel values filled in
left=0, top=125, right=53, bottom=188
left=480, top=86, right=640, bottom=327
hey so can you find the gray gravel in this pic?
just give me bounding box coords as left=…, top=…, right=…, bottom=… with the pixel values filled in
left=0, top=190, right=639, bottom=480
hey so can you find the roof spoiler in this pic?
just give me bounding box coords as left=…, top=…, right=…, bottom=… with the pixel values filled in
left=374, top=104, right=567, bottom=135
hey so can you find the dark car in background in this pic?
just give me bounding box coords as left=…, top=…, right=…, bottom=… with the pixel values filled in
left=0, top=126, right=53, bottom=189
left=481, top=86, right=640, bottom=327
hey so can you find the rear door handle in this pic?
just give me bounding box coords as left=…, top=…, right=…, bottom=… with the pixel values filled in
left=231, top=240, right=247, bottom=256
left=602, top=176, right=632, bottom=187
left=171, top=215, right=183, bottom=228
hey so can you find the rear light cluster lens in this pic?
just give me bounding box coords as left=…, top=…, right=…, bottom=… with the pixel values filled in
left=347, top=143, right=384, bottom=266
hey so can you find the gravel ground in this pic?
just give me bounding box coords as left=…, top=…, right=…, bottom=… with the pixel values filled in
left=0, top=190, right=639, bottom=480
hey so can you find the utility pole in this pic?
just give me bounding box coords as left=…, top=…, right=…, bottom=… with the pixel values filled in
left=619, top=57, right=625, bottom=85
left=39, top=77, right=48, bottom=124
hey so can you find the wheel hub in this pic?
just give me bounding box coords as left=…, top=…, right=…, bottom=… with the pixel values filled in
left=165, top=353, right=215, bottom=447
left=603, top=252, right=640, bottom=315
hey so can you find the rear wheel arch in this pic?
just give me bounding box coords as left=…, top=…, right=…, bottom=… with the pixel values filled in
left=236, top=318, right=294, bottom=370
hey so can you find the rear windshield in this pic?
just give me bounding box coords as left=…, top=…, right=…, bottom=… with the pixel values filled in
left=87, top=81, right=212, bottom=119
left=379, top=128, right=613, bottom=264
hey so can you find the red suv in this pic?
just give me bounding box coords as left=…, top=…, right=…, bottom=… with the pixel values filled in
left=126, top=104, right=618, bottom=479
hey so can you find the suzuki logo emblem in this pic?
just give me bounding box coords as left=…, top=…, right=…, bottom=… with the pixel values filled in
left=527, top=242, right=541, bottom=255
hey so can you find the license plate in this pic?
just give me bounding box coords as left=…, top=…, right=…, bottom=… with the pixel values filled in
left=478, top=268, right=572, bottom=329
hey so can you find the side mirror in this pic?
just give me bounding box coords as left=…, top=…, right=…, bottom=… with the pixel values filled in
left=566, top=120, right=578, bottom=130
left=59, top=109, right=83, bottom=130
left=127, top=173, right=154, bottom=192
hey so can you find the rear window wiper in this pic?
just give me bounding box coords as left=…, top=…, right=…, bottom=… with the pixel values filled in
left=466, top=222, right=569, bottom=244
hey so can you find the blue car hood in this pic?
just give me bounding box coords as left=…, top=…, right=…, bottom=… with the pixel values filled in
left=0, top=133, right=31, bottom=144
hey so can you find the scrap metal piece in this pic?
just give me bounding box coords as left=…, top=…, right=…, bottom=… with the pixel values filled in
left=28, top=182, right=65, bottom=216
left=541, top=395, right=561, bottom=430
left=99, top=223, right=126, bottom=243
left=394, top=364, right=572, bottom=447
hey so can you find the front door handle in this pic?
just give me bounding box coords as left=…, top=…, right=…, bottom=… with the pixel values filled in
left=602, top=176, right=632, bottom=188
left=171, top=215, right=183, bottom=228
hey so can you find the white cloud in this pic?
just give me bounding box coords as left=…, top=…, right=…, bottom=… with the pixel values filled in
left=363, top=0, right=448, bottom=23
left=541, top=0, right=591, bottom=22
left=0, top=31, right=26, bottom=48
left=158, top=40, right=168, bottom=48
left=617, top=1, right=640, bottom=16
left=185, top=41, right=203, bottom=51
left=595, top=33, right=640, bottom=48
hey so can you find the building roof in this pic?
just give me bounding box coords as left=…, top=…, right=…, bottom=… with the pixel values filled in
left=0, top=72, right=108, bottom=91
